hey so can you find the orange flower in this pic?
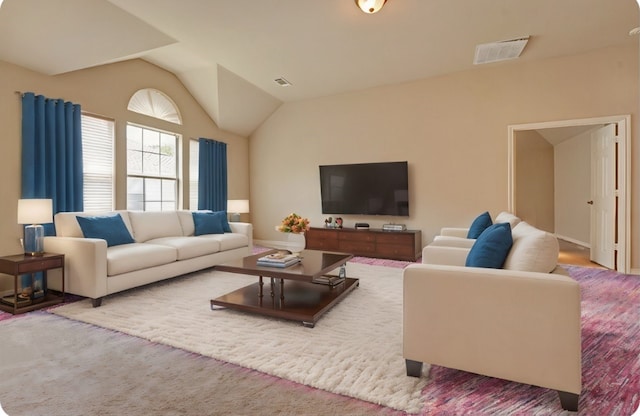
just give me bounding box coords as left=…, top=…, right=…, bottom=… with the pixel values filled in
left=278, top=213, right=310, bottom=233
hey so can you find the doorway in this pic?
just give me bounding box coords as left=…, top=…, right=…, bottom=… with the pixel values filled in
left=508, top=115, right=630, bottom=274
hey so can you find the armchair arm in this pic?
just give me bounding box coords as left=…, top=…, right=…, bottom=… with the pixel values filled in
left=43, top=236, right=108, bottom=299
left=403, top=263, right=582, bottom=396
left=422, top=244, right=469, bottom=265
left=432, top=235, right=476, bottom=248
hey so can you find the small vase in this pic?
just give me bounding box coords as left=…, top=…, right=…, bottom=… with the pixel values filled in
left=287, top=232, right=306, bottom=255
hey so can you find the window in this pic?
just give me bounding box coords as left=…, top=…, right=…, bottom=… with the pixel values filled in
left=127, top=88, right=182, bottom=124
left=126, top=124, right=179, bottom=211
left=81, top=114, right=114, bottom=212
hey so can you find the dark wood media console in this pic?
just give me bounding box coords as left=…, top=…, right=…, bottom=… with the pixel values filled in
left=306, top=227, right=422, bottom=262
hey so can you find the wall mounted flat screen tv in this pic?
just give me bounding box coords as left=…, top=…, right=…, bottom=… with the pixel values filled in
left=319, top=161, right=409, bottom=217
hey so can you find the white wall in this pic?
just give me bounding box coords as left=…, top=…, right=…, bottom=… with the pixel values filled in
left=250, top=44, right=640, bottom=270
left=554, top=130, right=594, bottom=246
left=514, top=130, right=555, bottom=233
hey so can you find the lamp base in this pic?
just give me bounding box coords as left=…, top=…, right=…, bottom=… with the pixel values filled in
left=229, top=213, right=241, bottom=222
left=24, top=224, right=45, bottom=256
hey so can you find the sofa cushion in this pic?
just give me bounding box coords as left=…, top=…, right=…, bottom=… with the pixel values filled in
left=106, top=243, right=177, bottom=276
left=128, top=211, right=184, bottom=242
left=177, top=210, right=196, bottom=236
left=76, top=214, right=135, bottom=247
left=504, top=222, right=559, bottom=273
left=467, top=211, right=493, bottom=239
left=196, top=233, right=249, bottom=251
left=146, top=236, right=221, bottom=260
left=465, top=222, right=513, bottom=269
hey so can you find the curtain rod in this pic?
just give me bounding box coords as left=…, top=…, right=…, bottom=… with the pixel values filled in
left=14, top=91, right=77, bottom=106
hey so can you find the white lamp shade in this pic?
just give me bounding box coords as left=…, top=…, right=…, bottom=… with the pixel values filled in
left=18, top=199, right=53, bottom=224
left=227, top=199, right=250, bottom=214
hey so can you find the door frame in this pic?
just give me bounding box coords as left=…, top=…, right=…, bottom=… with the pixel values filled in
left=508, top=115, right=630, bottom=274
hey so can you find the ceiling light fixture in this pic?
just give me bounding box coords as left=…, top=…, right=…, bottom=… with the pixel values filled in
left=355, top=0, right=387, bottom=14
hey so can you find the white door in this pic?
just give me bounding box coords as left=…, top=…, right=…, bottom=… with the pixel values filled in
left=590, top=124, right=616, bottom=269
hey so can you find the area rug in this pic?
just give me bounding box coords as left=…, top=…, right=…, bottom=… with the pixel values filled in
left=0, top=312, right=399, bottom=416
left=49, top=262, right=640, bottom=415
left=51, top=262, right=429, bottom=413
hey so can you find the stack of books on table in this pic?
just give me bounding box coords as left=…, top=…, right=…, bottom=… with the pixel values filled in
left=312, top=275, right=345, bottom=286
left=257, top=251, right=301, bottom=268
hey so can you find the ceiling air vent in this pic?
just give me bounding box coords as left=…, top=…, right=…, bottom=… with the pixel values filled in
left=274, top=77, right=292, bottom=87
left=474, top=36, right=529, bottom=65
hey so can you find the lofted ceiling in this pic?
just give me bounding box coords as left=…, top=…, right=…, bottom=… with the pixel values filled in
left=0, top=0, right=638, bottom=137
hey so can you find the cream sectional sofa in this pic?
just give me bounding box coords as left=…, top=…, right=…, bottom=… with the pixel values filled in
left=403, top=217, right=582, bottom=411
left=43, top=210, right=252, bottom=307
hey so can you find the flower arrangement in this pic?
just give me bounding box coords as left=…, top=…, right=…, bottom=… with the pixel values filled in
left=277, top=213, right=310, bottom=234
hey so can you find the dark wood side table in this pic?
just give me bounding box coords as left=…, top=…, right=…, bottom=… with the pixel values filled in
left=0, top=253, right=65, bottom=314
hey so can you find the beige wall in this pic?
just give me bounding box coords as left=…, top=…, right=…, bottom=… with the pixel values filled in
left=250, top=44, right=639, bottom=270
left=554, top=130, right=594, bottom=245
left=0, top=59, right=249, bottom=257
left=514, top=130, right=555, bottom=232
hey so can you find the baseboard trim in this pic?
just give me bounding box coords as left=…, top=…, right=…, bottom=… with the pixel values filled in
left=254, top=239, right=291, bottom=251
left=555, top=234, right=590, bottom=249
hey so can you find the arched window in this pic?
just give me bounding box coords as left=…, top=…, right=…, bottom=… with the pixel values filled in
left=127, top=88, right=182, bottom=125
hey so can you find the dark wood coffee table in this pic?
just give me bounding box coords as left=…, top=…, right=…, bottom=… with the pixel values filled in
left=211, top=249, right=357, bottom=327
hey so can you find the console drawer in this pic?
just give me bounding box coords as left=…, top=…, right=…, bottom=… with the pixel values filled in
left=376, top=233, right=414, bottom=245
left=339, top=241, right=376, bottom=253
left=376, top=243, right=415, bottom=259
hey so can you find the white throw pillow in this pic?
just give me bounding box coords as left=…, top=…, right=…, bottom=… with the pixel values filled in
left=494, top=211, right=521, bottom=229
left=503, top=222, right=559, bottom=273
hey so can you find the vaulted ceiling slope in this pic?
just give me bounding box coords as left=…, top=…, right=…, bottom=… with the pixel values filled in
left=0, top=0, right=637, bottom=136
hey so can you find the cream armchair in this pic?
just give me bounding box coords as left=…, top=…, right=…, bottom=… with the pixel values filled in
left=433, top=211, right=522, bottom=248
left=403, top=222, right=582, bottom=411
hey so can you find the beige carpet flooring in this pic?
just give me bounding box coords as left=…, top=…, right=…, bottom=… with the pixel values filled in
left=50, top=262, right=428, bottom=413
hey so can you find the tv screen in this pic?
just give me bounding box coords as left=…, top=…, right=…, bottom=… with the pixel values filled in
left=319, top=161, right=409, bottom=217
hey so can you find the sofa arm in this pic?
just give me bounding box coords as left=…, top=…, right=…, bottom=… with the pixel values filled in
left=422, top=244, right=469, bottom=266
left=43, top=236, right=108, bottom=300
left=229, top=222, right=253, bottom=251
left=440, top=227, right=469, bottom=238
left=403, top=263, right=582, bottom=396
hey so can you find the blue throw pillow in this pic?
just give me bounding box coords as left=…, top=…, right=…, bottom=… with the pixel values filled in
left=76, top=214, right=135, bottom=247
left=212, top=210, right=232, bottom=233
left=467, top=211, right=493, bottom=239
left=193, top=211, right=226, bottom=236
left=465, top=222, right=513, bottom=269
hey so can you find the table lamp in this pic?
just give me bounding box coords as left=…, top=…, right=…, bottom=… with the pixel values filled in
left=227, top=199, right=249, bottom=222
left=18, top=198, right=53, bottom=256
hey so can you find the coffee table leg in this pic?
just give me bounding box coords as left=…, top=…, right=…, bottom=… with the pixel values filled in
left=258, top=276, right=264, bottom=298
left=280, top=278, right=285, bottom=301
left=340, top=264, right=346, bottom=278
left=270, top=277, right=275, bottom=298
